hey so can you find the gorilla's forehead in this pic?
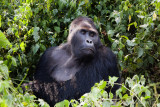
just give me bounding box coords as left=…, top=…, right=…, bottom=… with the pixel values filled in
left=78, top=21, right=98, bottom=33
left=80, top=21, right=92, bottom=28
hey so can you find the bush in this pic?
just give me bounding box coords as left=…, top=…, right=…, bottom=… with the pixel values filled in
left=0, top=0, right=159, bottom=106
left=56, top=76, right=159, bottom=107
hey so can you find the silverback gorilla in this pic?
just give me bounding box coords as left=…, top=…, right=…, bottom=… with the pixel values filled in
left=31, top=16, right=121, bottom=106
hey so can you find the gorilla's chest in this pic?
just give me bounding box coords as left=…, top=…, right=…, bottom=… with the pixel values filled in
left=51, top=60, right=103, bottom=83
left=51, top=66, right=78, bottom=81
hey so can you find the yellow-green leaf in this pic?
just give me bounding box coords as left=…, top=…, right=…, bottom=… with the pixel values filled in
left=0, top=31, right=11, bottom=49
left=20, top=42, right=25, bottom=51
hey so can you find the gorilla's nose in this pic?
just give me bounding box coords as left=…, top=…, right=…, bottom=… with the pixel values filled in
left=86, top=39, right=93, bottom=45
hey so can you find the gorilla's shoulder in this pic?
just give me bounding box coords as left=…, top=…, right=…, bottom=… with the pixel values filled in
left=99, top=46, right=117, bottom=61
left=41, top=43, right=71, bottom=63
left=43, top=43, right=70, bottom=55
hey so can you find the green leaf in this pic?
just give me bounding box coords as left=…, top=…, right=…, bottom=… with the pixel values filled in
left=109, top=76, right=118, bottom=87
left=53, top=9, right=58, bottom=16
left=109, top=92, right=113, bottom=99
left=32, top=44, right=40, bottom=55
left=144, top=96, right=151, bottom=99
left=0, top=31, right=11, bottom=49
left=54, top=26, right=60, bottom=33
left=0, top=15, right=1, bottom=27
left=11, top=57, right=17, bottom=67
left=0, top=81, right=10, bottom=92
left=0, top=64, right=9, bottom=77
left=124, top=55, right=129, bottom=61
left=55, top=100, right=69, bottom=107
left=112, top=40, right=118, bottom=50
left=107, top=30, right=115, bottom=37
left=146, top=41, right=154, bottom=49
left=96, top=5, right=102, bottom=11
left=118, top=50, right=123, bottom=60
left=115, top=17, right=121, bottom=24
left=139, top=24, right=148, bottom=28
left=98, top=81, right=107, bottom=90
left=52, top=19, right=57, bottom=24
left=124, top=5, right=128, bottom=11
left=102, top=101, right=111, bottom=107
left=137, top=15, right=145, bottom=18
left=122, top=94, right=129, bottom=99
left=148, top=56, right=154, bottom=65
left=138, top=47, right=143, bottom=58
left=158, top=47, right=160, bottom=54
left=38, top=99, right=50, bottom=107
left=0, top=61, right=3, bottom=64
left=0, top=99, right=8, bottom=107
left=32, top=27, right=40, bottom=42
left=91, top=87, right=100, bottom=99
left=20, top=42, right=25, bottom=51
left=126, top=40, right=136, bottom=46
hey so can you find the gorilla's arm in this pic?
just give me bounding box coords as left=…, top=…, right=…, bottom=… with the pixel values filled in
left=34, top=47, right=58, bottom=81
left=34, top=44, right=72, bottom=82
left=102, top=47, right=121, bottom=93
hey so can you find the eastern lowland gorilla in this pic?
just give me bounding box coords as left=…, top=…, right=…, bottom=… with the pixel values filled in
left=31, top=16, right=121, bottom=106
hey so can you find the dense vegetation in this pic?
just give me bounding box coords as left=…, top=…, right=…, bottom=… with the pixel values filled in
left=0, top=0, right=159, bottom=106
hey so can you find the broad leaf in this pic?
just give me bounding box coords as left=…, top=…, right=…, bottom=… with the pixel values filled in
left=0, top=31, right=11, bottom=49
left=32, top=27, right=40, bottom=42
left=138, top=47, right=143, bottom=58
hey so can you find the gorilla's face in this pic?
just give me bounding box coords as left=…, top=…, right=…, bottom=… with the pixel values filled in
left=71, top=23, right=101, bottom=59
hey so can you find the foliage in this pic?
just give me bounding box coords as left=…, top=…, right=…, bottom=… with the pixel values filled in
left=56, top=76, right=160, bottom=107
left=0, top=0, right=160, bottom=107
left=0, top=60, right=49, bottom=107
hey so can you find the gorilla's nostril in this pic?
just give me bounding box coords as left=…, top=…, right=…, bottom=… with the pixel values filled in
left=86, top=40, right=92, bottom=44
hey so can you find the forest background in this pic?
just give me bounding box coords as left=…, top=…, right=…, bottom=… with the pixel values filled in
left=0, top=0, right=160, bottom=106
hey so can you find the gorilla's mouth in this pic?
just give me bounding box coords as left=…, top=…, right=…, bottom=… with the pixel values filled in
left=81, top=48, right=95, bottom=54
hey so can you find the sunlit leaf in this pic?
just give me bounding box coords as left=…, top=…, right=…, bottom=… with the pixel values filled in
left=137, top=15, right=145, bottom=18
left=129, top=15, right=131, bottom=23
left=20, top=42, right=25, bottom=51
left=107, top=30, right=115, bottom=37
left=115, top=17, right=121, bottom=24
left=55, top=100, right=69, bottom=107
left=38, top=99, right=50, bottom=107
left=22, top=102, right=28, bottom=106
left=98, top=81, right=107, bottom=90
left=109, top=92, right=113, bottom=99
left=152, top=12, right=157, bottom=21
left=0, top=64, right=9, bottom=77
left=109, top=76, right=118, bottom=87
left=32, top=27, right=40, bottom=42
left=102, top=101, right=111, bottom=107
left=139, top=24, right=148, bottom=28
left=124, top=5, right=128, bottom=11
left=0, top=31, right=11, bottom=49
left=127, top=40, right=136, bottom=46
left=0, top=15, right=1, bottom=27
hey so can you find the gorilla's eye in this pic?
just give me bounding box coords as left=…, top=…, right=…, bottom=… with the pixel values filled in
left=89, top=31, right=95, bottom=37
left=80, top=29, right=86, bottom=35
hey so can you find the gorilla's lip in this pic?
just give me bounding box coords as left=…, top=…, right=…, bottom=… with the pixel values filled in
left=81, top=48, right=95, bottom=54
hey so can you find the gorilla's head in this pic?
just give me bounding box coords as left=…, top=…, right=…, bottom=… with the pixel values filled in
left=68, top=16, right=102, bottom=59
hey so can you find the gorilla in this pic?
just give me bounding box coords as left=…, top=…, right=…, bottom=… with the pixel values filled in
left=31, top=16, right=121, bottom=106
